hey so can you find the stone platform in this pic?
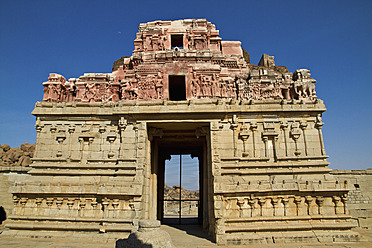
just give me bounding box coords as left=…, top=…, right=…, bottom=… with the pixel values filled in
left=1, top=225, right=372, bottom=248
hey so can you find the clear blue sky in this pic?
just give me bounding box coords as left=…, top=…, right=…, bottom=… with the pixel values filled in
left=0, top=0, right=371, bottom=170
left=165, top=155, right=199, bottom=191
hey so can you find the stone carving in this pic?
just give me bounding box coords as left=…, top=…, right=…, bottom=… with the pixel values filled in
left=40, top=20, right=318, bottom=103
left=293, top=69, right=317, bottom=100
left=42, top=73, right=66, bottom=102
left=290, top=122, right=302, bottom=156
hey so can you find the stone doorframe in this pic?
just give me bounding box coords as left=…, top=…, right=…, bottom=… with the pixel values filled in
left=145, top=122, right=214, bottom=233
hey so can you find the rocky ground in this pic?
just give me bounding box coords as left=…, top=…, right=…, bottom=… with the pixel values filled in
left=0, top=143, right=35, bottom=167
left=164, top=185, right=199, bottom=200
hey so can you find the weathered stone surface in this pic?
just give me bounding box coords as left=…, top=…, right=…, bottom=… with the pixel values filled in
left=117, top=220, right=174, bottom=248
left=1, top=19, right=364, bottom=245
left=0, top=143, right=34, bottom=167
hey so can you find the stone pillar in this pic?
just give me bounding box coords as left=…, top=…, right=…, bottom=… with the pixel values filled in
left=250, top=122, right=258, bottom=158
left=248, top=198, right=256, bottom=217
left=342, top=194, right=349, bottom=215
left=34, top=118, right=44, bottom=158
left=315, top=114, right=326, bottom=156
left=272, top=198, right=279, bottom=216
left=258, top=197, right=266, bottom=216
left=316, top=196, right=324, bottom=215
left=280, top=122, right=288, bottom=157
left=305, top=196, right=313, bottom=216
left=294, top=196, right=302, bottom=216
left=67, top=125, right=75, bottom=160
left=118, top=117, right=127, bottom=159
left=282, top=197, right=290, bottom=216
left=300, top=121, right=308, bottom=156
left=230, top=115, right=238, bottom=157
left=262, top=137, right=269, bottom=158
left=290, top=123, right=301, bottom=156
left=333, top=196, right=344, bottom=215
left=239, top=123, right=250, bottom=157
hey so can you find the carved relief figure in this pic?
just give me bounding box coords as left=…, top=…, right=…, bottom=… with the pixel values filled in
left=190, top=72, right=201, bottom=98
left=293, top=69, right=316, bottom=100
left=155, top=72, right=164, bottom=99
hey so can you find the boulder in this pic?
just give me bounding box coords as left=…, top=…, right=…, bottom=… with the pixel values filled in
left=116, top=220, right=174, bottom=248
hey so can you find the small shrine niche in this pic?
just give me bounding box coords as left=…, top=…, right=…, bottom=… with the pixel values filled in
left=171, top=34, right=184, bottom=49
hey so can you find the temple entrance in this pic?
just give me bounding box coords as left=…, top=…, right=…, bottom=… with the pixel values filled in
left=148, top=122, right=212, bottom=231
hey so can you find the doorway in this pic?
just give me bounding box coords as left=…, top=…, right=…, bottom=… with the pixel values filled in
left=148, top=123, right=212, bottom=230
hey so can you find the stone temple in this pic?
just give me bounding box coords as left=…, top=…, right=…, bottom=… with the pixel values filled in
left=5, top=19, right=360, bottom=245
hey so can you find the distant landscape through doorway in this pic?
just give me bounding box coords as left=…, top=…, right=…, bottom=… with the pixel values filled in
left=163, top=154, right=200, bottom=224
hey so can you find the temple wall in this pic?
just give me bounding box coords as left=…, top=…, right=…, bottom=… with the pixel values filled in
left=1, top=100, right=370, bottom=244
left=0, top=167, right=30, bottom=228
left=331, top=169, right=372, bottom=229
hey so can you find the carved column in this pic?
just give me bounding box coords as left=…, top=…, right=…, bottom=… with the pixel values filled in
left=290, top=123, right=301, bottom=156
left=271, top=198, right=279, bottom=216
left=67, top=125, right=75, bottom=160
left=316, top=196, right=324, bottom=215
left=341, top=194, right=349, bottom=215
left=112, top=199, right=119, bottom=218
left=91, top=198, right=98, bottom=218
left=262, top=136, right=269, bottom=158
left=67, top=198, right=74, bottom=217
left=305, top=196, right=313, bottom=216
left=118, top=117, right=128, bottom=159
left=35, top=198, right=43, bottom=216
left=102, top=198, right=110, bottom=219
left=258, top=198, right=266, bottom=216
left=248, top=198, right=256, bottom=217
left=34, top=118, right=44, bottom=158
left=300, top=121, right=308, bottom=156
left=282, top=197, right=290, bottom=216
left=250, top=122, right=258, bottom=158
left=273, top=136, right=279, bottom=161
left=98, top=125, right=106, bottom=158
left=294, top=196, right=302, bottom=216
left=333, top=196, right=344, bottom=215
left=230, top=115, right=238, bottom=157
left=315, top=115, right=326, bottom=156
left=46, top=198, right=53, bottom=217
left=107, top=131, right=117, bottom=158
left=79, top=199, right=86, bottom=217
left=237, top=198, right=245, bottom=217
left=239, top=123, right=250, bottom=157
left=280, top=122, right=288, bottom=157
left=56, top=135, right=66, bottom=157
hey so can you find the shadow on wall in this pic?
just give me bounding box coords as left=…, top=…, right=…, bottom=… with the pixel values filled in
left=0, top=206, right=6, bottom=224
left=116, top=235, right=152, bottom=248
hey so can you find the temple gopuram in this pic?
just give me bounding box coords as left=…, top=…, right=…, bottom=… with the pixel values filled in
left=6, top=19, right=359, bottom=245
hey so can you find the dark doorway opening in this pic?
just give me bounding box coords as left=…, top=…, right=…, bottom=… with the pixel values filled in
left=171, top=34, right=183, bottom=49
left=0, top=206, right=6, bottom=224
left=169, top=75, right=186, bottom=101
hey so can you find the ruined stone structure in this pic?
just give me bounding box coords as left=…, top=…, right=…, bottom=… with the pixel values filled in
left=4, top=19, right=361, bottom=244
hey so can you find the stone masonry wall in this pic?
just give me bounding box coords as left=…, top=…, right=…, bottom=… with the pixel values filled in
left=0, top=167, right=30, bottom=228
left=331, top=169, right=372, bottom=229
